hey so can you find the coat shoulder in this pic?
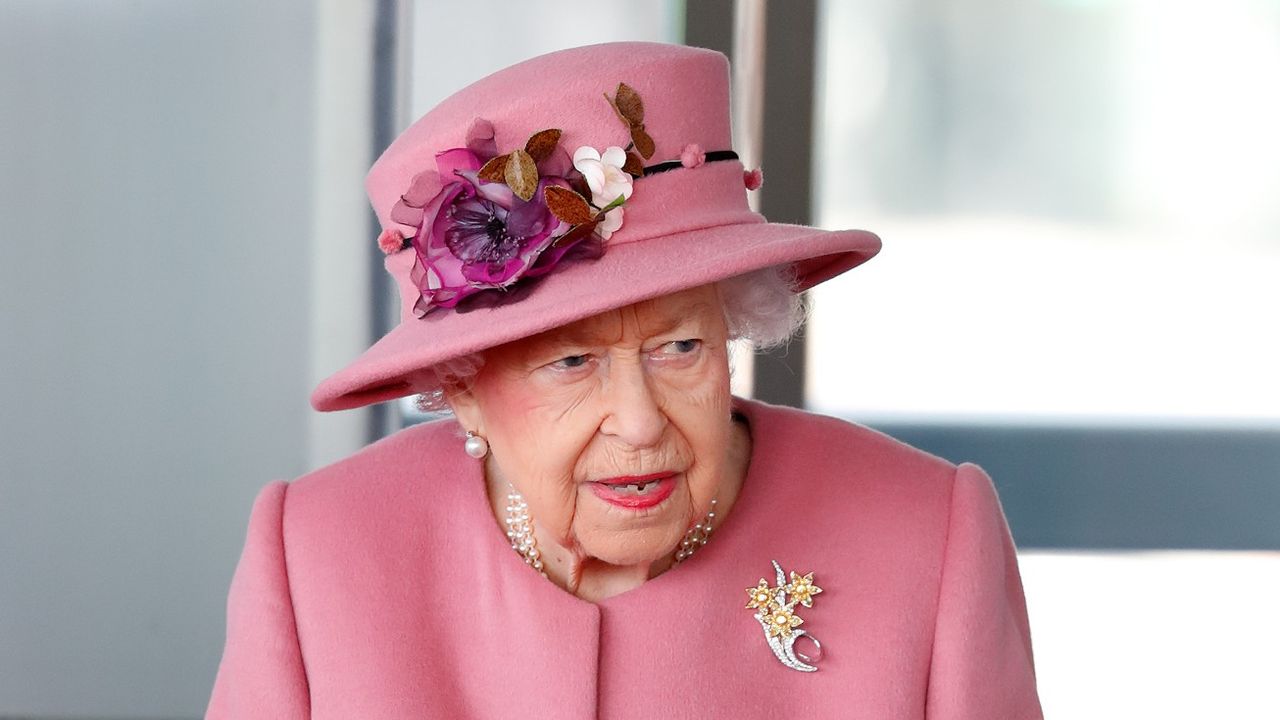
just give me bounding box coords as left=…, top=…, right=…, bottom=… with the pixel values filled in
left=741, top=398, right=959, bottom=488
left=275, top=417, right=475, bottom=535
left=735, top=398, right=964, bottom=557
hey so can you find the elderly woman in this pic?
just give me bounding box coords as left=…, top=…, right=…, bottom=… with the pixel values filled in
left=207, top=42, right=1041, bottom=719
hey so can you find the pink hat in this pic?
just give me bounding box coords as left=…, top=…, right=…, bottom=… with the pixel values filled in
left=311, top=41, right=880, bottom=411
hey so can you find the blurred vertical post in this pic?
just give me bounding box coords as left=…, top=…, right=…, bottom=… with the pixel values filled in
left=367, top=0, right=414, bottom=441
left=310, top=0, right=377, bottom=466
left=753, top=0, right=817, bottom=408
left=733, top=0, right=766, bottom=212
left=726, top=0, right=766, bottom=399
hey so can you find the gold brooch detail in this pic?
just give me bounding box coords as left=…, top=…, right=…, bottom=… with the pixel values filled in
left=744, top=560, right=825, bottom=672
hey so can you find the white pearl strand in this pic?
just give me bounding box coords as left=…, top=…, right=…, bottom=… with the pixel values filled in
left=504, top=482, right=718, bottom=579
left=674, top=497, right=717, bottom=562
left=504, top=484, right=546, bottom=577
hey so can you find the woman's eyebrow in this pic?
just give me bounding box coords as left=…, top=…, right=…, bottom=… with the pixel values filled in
left=539, top=302, right=712, bottom=349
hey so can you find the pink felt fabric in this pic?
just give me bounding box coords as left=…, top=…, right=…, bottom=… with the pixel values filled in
left=206, top=398, right=1042, bottom=718
left=311, top=42, right=881, bottom=412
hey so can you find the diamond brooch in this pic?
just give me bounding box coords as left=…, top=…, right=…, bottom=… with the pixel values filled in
left=744, top=560, right=825, bottom=672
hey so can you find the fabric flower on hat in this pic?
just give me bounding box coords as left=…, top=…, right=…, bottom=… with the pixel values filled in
left=390, top=144, right=601, bottom=317
left=572, top=145, right=633, bottom=240
left=381, top=83, right=662, bottom=317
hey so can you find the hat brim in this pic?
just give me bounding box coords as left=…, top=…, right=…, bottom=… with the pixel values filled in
left=311, top=221, right=880, bottom=411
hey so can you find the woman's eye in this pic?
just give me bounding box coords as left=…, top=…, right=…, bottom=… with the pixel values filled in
left=552, top=354, right=590, bottom=370
left=662, top=339, right=702, bottom=354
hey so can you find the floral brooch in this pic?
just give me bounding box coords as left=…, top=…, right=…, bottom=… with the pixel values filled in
left=378, top=83, right=658, bottom=317
left=744, top=560, right=825, bottom=672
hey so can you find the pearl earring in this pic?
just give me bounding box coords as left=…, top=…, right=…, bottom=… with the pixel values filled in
left=464, top=431, right=489, bottom=459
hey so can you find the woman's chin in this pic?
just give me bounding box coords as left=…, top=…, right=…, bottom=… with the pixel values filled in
left=579, top=535, right=680, bottom=568
left=573, top=512, right=687, bottom=568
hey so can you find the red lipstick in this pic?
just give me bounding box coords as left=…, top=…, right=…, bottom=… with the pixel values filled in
left=589, top=472, right=677, bottom=510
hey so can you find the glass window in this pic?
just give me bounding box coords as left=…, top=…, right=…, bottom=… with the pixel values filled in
left=810, top=0, right=1280, bottom=424
left=812, top=4, right=1280, bottom=716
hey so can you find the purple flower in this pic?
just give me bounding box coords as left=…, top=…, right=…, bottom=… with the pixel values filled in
left=390, top=145, right=599, bottom=316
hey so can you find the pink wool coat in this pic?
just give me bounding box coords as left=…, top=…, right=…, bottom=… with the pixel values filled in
left=206, top=397, right=1042, bottom=718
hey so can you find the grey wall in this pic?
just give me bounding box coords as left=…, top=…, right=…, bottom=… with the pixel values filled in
left=0, top=2, right=335, bottom=717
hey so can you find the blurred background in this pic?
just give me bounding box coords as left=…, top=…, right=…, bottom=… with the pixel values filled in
left=2, top=0, right=1277, bottom=717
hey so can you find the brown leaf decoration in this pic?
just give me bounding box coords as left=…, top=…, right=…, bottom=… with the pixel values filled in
left=613, top=83, right=645, bottom=125
left=478, top=153, right=509, bottom=182
left=544, top=186, right=596, bottom=225
left=630, top=126, right=655, bottom=160
left=524, top=129, right=562, bottom=163
left=604, top=83, right=657, bottom=161
left=622, top=151, right=645, bottom=177
left=504, top=148, right=539, bottom=201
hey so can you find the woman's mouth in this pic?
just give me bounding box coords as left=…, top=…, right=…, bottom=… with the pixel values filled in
left=589, top=472, right=678, bottom=509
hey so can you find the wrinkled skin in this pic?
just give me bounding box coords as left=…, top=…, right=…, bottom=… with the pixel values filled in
left=448, top=284, right=751, bottom=602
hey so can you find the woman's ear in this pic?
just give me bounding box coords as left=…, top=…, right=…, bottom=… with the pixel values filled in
left=444, top=383, right=483, bottom=435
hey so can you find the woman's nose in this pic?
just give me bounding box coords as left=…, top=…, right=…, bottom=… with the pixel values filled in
left=599, top=357, right=666, bottom=449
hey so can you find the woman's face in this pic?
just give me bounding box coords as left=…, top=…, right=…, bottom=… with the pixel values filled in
left=449, top=283, right=734, bottom=568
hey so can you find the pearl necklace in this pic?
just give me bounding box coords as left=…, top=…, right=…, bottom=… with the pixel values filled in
left=504, top=483, right=718, bottom=579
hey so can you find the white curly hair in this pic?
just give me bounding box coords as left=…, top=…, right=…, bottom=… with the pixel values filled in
left=413, top=264, right=807, bottom=413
